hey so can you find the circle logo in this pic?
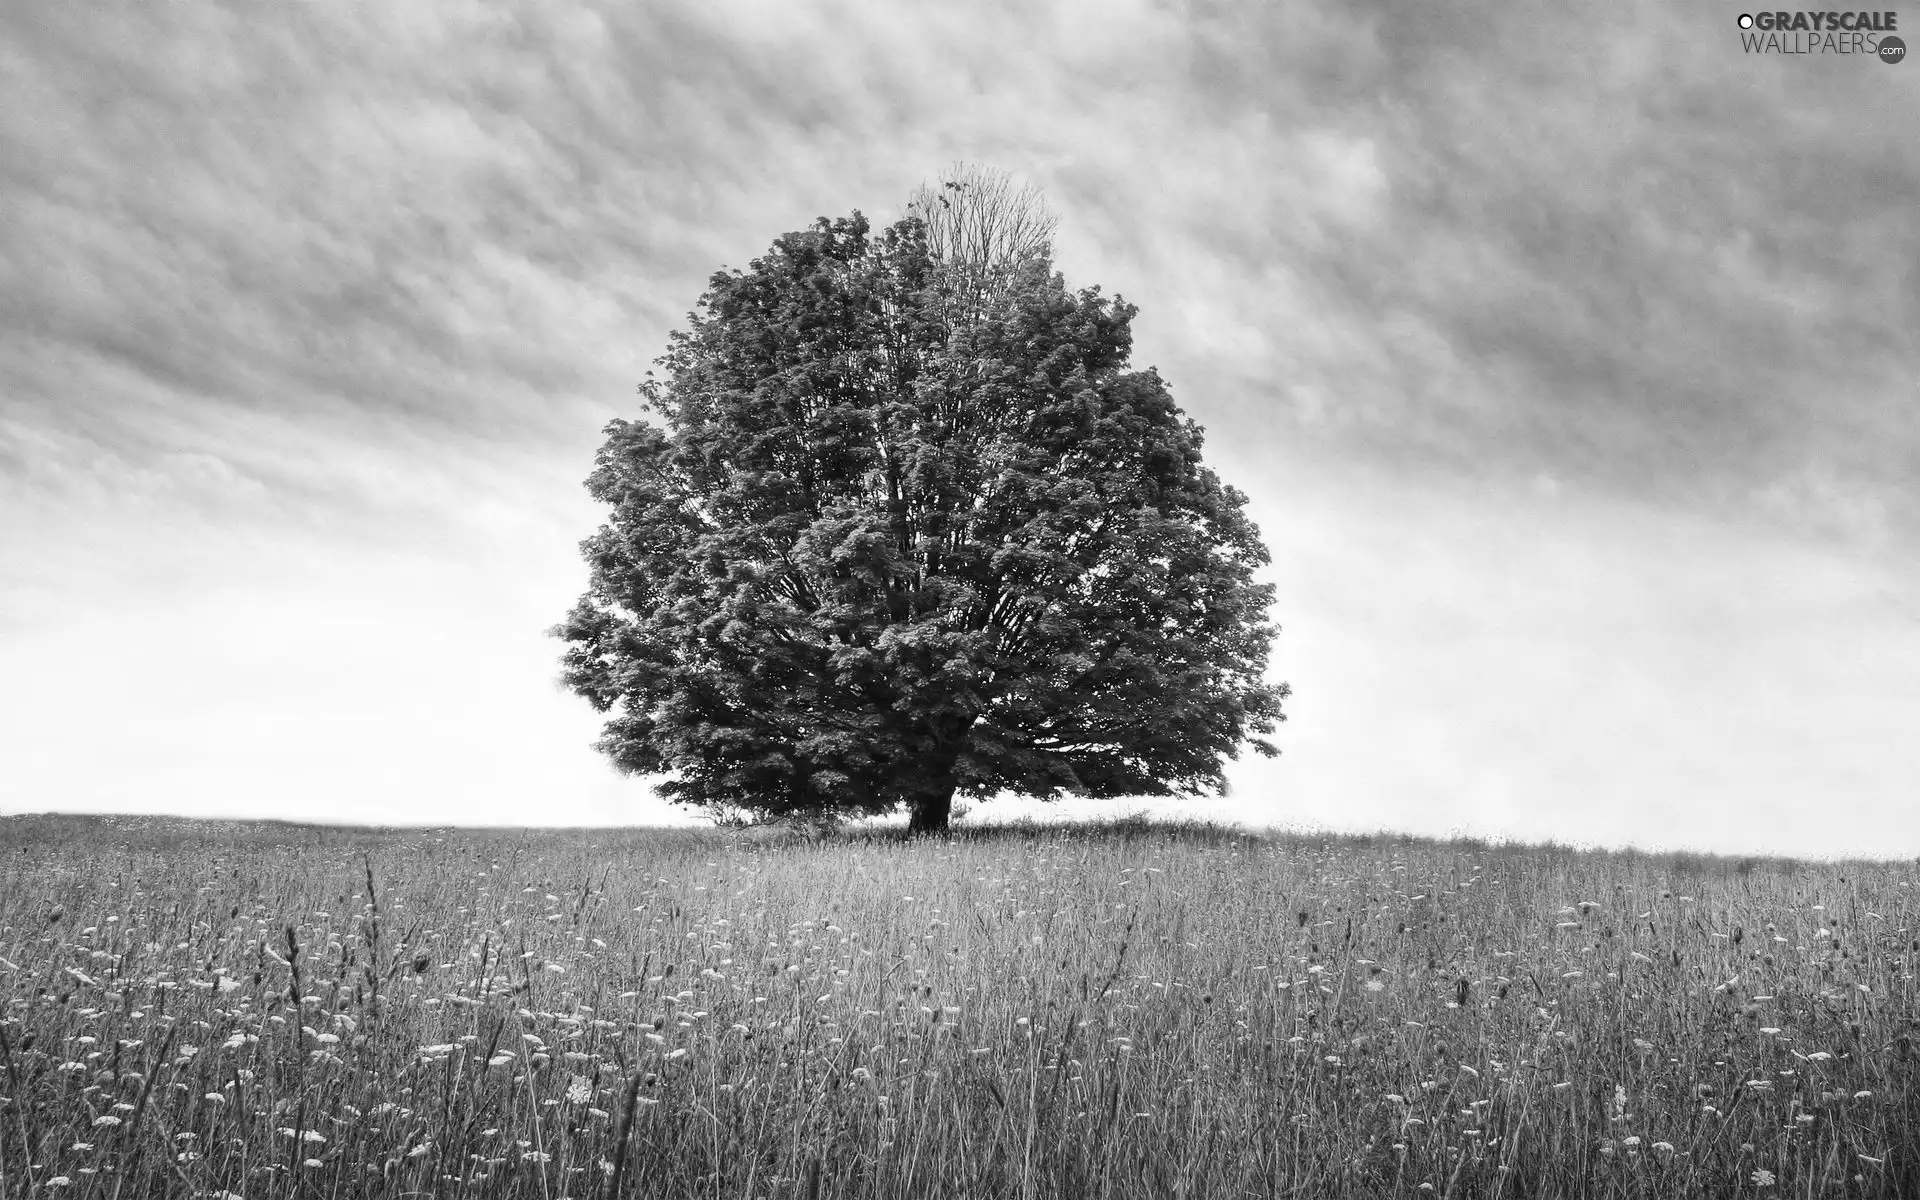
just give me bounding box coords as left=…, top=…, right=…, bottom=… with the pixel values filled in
left=1881, top=35, right=1907, bottom=63
left=1737, top=13, right=1754, bottom=28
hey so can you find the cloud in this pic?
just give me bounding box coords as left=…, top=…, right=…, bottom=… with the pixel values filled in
left=2, top=0, right=1915, bottom=850
left=1236, top=467, right=1920, bottom=858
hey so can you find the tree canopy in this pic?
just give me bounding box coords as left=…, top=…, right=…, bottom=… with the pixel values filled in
left=554, top=188, right=1286, bottom=831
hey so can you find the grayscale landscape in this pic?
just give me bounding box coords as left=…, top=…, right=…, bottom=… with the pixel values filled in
left=2, top=1, right=1916, bottom=1196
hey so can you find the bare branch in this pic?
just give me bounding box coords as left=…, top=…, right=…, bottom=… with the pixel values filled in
left=906, top=163, right=1059, bottom=325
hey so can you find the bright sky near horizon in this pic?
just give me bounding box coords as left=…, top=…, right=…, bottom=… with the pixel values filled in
left=2, top=2, right=1917, bottom=857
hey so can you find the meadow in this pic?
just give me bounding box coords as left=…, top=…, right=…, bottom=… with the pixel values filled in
left=0, top=813, right=1914, bottom=1199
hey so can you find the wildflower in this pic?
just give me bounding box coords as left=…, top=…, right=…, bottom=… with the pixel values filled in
left=566, top=1077, right=593, bottom=1105
left=1751, top=1168, right=1775, bottom=1187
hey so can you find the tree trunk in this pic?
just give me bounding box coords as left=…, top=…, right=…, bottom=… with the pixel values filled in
left=907, top=777, right=958, bottom=834
left=906, top=733, right=971, bottom=834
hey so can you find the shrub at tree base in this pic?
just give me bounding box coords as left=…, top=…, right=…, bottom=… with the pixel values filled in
left=554, top=208, right=1285, bottom=831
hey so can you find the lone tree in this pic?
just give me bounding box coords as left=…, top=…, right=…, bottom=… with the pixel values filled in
left=554, top=170, right=1286, bottom=832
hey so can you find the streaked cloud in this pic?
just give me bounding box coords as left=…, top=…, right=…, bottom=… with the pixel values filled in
left=2, top=0, right=1915, bottom=852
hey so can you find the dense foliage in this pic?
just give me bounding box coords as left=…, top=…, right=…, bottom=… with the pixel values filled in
left=554, top=210, right=1285, bottom=829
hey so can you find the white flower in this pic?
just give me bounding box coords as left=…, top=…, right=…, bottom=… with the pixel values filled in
left=1752, top=1168, right=1775, bottom=1187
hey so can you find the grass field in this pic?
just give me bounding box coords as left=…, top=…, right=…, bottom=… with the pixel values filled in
left=0, top=813, right=1914, bottom=1199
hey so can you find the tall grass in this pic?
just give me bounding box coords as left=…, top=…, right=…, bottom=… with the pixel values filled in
left=0, top=813, right=1914, bottom=1198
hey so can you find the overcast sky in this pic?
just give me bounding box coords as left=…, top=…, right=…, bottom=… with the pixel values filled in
left=3, top=1, right=1916, bottom=856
